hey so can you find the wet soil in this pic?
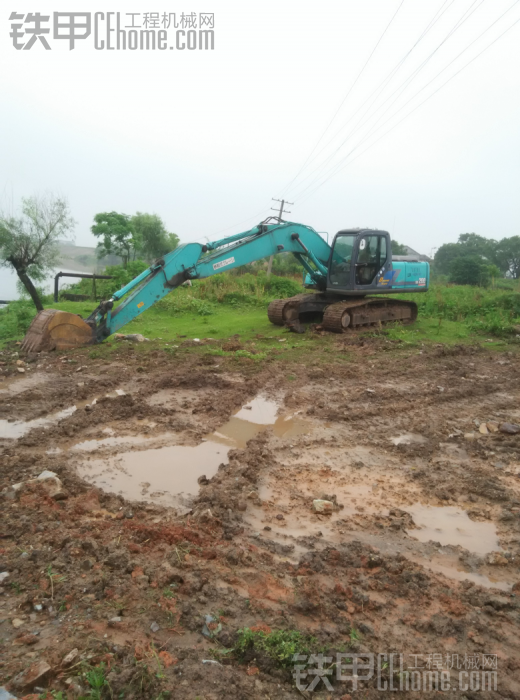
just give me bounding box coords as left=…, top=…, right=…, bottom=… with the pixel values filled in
left=2, top=339, right=520, bottom=698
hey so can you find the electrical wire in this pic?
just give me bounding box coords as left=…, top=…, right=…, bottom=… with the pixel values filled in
left=278, top=0, right=406, bottom=198
left=296, top=8, right=520, bottom=204
left=282, top=0, right=455, bottom=198
left=204, top=207, right=272, bottom=239
left=295, top=0, right=519, bottom=202
left=290, top=0, right=487, bottom=200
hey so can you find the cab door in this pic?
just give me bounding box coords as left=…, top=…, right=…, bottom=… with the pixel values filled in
left=327, top=233, right=356, bottom=290
left=352, top=233, right=392, bottom=291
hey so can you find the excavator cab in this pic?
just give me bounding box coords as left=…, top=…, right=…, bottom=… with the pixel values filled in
left=328, top=229, right=392, bottom=293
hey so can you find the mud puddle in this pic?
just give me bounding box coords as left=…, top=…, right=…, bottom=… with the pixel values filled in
left=0, top=372, right=47, bottom=395
left=0, top=389, right=128, bottom=440
left=247, top=498, right=513, bottom=590
left=246, top=463, right=514, bottom=591
left=408, top=554, right=512, bottom=591
left=0, top=406, right=77, bottom=439
left=79, top=441, right=231, bottom=510
left=390, top=433, right=428, bottom=446
left=405, top=504, right=500, bottom=556
left=212, top=396, right=308, bottom=449
left=76, top=394, right=310, bottom=510
left=71, top=435, right=153, bottom=453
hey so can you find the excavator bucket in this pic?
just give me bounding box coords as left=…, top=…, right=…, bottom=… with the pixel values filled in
left=21, top=309, right=94, bottom=353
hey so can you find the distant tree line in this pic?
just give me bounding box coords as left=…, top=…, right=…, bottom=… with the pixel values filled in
left=434, top=233, right=520, bottom=286
left=91, top=211, right=179, bottom=267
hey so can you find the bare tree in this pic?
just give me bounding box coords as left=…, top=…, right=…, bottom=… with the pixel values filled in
left=0, top=194, right=75, bottom=310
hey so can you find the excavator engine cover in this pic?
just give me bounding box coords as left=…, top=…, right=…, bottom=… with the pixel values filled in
left=21, top=309, right=94, bottom=353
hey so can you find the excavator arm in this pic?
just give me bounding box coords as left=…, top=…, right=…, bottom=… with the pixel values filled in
left=88, top=220, right=331, bottom=342
left=21, top=220, right=331, bottom=351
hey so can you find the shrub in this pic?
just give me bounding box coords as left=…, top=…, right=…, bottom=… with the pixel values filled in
left=264, top=275, right=302, bottom=298
left=395, top=284, right=520, bottom=335
left=0, top=301, right=35, bottom=341
left=449, top=256, right=491, bottom=286
left=64, top=260, right=149, bottom=299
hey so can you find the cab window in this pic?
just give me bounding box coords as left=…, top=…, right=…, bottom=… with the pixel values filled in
left=329, top=234, right=356, bottom=286
left=355, top=235, right=387, bottom=285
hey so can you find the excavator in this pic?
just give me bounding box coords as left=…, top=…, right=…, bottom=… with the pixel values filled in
left=21, top=218, right=429, bottom=352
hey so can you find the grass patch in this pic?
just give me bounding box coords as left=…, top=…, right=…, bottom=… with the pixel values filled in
left=396, top=284, right=520, bottom=337
left=2, top=278, right=520, bottom=351
left=234, top=627, right=320, bottom=669
left=0, top=300, right=38, bottom=343
left=83, top=663, right=108, bottom=699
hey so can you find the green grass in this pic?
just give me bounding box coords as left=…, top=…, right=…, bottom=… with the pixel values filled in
left=395, top=283, right=520, bottom=337
left=0, top=301, right=36, bottom=343
left=121, top=304, right=286, bottom=341
left=2, top=278, right=520, bottom=351
left=83, top=662, right=108, bottom=699
left=234, top=627, right=319, bottom=668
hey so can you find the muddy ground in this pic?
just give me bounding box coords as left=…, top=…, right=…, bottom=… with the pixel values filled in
left=1, top=334, right=520, bottom=699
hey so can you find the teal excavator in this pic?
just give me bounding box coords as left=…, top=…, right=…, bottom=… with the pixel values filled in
left=21, top=218, right=429, bottom=352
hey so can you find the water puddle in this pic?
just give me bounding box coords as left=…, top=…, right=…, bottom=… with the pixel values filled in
left=0, top=373, right=47, bottom=396
left=406, top=504, right=500, bottom=556
left=391, top=434, right=428, bottom=446
left=80, top=440, right=231, bottom=510
left=408, top=554, right=511, bottom=591
left=1, top=388, right=132, bottom=441
left=257, top=477, right=410, bottom=519
left=236, top=396, right=280, bottom=424
left=0, top=406, right=77, bottom=439
left=71, top=435, right=152, bottom=453
left=212, top=398, right=307, bottom=449
left=76, top=394, right=310, bottom=509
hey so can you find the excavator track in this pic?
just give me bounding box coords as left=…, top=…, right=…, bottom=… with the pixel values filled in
left=267, top=294, right=317, bottom=326
left=268, top=295, right=417, bottom=333
left=323, top=298, right=418, bottom=333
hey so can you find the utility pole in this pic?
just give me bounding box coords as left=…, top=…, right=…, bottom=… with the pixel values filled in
left=267, top=198, right=293, bottom=277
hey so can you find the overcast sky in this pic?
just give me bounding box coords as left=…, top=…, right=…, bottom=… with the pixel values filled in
left=1, top=0, right=519, bottom=257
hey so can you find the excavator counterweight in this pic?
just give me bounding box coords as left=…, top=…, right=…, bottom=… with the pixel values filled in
left=21, top=219, right=429, bottom=352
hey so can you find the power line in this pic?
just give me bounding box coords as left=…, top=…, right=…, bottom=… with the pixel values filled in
left=323, top=0, right=486, bottom=164
left=290, top=0, right=487, bottom=200
left=296, top=0, right=519, bottom=201
left=205, top=206, right=272, bottom=239
left=282, top=0, right=455, bottom=198
left=278, top=0, right=406, bottom=198
left=296, top=8, right=520, bottom=204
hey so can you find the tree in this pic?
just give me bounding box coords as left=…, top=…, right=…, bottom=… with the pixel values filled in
left=130, top=212, right=179, bottom=261
left=0, top=194, right=75, bottom=310
left=434, top=243, right=464, bottom=275
left=457, top=233, right=497, bottom=261
left=91, top=212, right=139, bottom=268
left=391, top=240, right=408, bottom=255
left=496, top=236, right=520, bottom=278
left=434, top=233, right=499, bottom=276
left=449, top=255, right=491, bottom=286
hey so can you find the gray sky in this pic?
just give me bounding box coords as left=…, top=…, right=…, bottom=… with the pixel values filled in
left=1, top=0, right=519, bottom=256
